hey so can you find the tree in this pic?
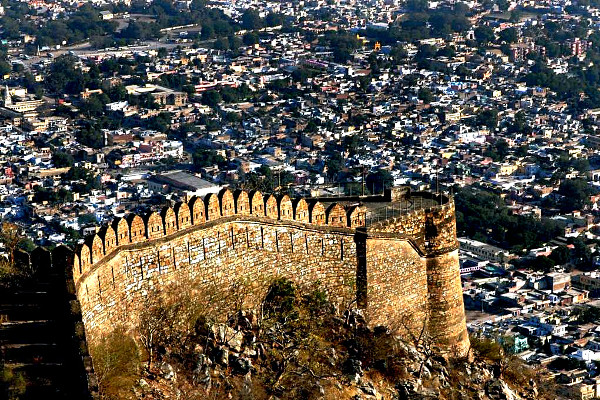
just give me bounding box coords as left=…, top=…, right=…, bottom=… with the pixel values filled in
left=64, top=166, right=101, bottom=194
left=531, top=256, right=555, bottom=273
left=242, top=32, right=259, bottom=46
left=213, top=37, right=229, bottom=50
left=571, top=238, right=592, bottom=268
left=0, top=223, right=24, bottom=269
left=477, top=108, right=499, bottom=129
left=119, top=20, right=148, bottom=40
left=573, top=305, right=600, bottom=324
left=228, top=35, right=242, bottom=49
left=78, top=214, right=97, bottom=225
left=241, top=9, right=263, bottom=30
left=437, top=46, right=456, bottom=58
left=1, top=17, right=21, bottom=40
left=497, top=0, right=509, bottom=11
left=253, top=278, right=357, bottom=394
left=558, top=179, right=592, bottom=212
left=32, top=187, right=73, bottom=205
left=137, top=274, right=255, bottom=367
left=572, top=158, right=590, bottom=173
left=291, top=68, right=309, bottom=83
left=454, top=186, right=564, bottom=251
left=418, top=88, right=434, bottom=104
left=108, top=84, right=128, bottom=102
left=549, top=245, right=570, bottom=265
left=201, top=90, right=222, bottom=108
left=416, top=44, right=436, bottom=60
left=456, top=64, right=471, bottom=78
left=357, top=75, right=371, bottom=92
left=192, top=149, right=226, bottom=169
left=80, top=96, right=105, bottom=118
left=498, top=27, right=518, bottom=44
left=200, top=23, right=214, bottom=40
left=90, top=35, right=114, bottom=49
left=405, top=0, right=429, bottom=12
left=397, top=306, right=454, bottom=383
left=0, top=363, right=26, bottom=400
left=390, top=45, right=408, bottom=63
left=182, top=84, right=196, bottom=97
left=475, top=26, right=495, bottom=45
left=326, top=32, right=361, bottom=63
left=265, top=12, right=283, bottom=27
left=333, top=47, right=352, bottom=63
left=157, top=47, right=168, bottom=58
left=483, top=139, right=509, bottom=161
left=45, top=55, right=86, bottom=95
left=0, top=61, right=11, bottom=77
left=77, top=125, right=105, bottom=149
left=325, top=153, right=344, bottom=180
left=52, top=151, right=74, bottom=168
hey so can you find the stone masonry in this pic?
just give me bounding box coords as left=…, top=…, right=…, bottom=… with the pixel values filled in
left=65, top=187, right=469, bottom=356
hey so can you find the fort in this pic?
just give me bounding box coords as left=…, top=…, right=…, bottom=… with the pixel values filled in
left=68, top=186, right=468, bottom=351
left=14, top=187, right=469, bottom=397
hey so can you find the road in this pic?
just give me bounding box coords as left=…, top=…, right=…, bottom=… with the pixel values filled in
left=19, top=38, right=214, bottom=68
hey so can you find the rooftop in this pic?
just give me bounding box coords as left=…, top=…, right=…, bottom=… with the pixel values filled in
left=149, top=171, right=218, bottom=191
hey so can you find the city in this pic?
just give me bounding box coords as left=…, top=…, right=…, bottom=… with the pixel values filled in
left=3, top=0, right=600, bottom=398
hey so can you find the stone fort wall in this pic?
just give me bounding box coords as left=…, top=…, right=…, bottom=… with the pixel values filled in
left=63, top=187, right=468, bottom=355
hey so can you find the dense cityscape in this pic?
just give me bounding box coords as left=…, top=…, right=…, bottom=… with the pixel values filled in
left=6, top=0, right=600, bottom=398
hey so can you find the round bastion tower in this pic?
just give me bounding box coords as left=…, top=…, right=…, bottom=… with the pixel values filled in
left=423, top=203, right=470, bottom=355
left=363, top=189, right=469, bottom=356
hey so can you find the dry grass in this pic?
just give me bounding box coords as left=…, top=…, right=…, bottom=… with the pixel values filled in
left=89, top=326, right=141, bottom=400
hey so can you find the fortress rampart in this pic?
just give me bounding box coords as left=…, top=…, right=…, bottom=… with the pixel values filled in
left=15, top=188, right=469, bottom=397
left=61, top=187, right=468, bottom=357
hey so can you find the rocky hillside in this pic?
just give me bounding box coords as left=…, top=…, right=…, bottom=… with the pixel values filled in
left=90, top=278, right=560, bottom=400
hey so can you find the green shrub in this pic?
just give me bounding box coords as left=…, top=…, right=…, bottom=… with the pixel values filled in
left=263, top=278, right=297, bottom=319
left=0, top=363, right=26, bottom=400
left=470, top=336, right=504, bottom=363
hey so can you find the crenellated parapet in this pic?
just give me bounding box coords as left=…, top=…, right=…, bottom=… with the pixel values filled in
left=72, top=188, right=370, bottom=281
left=366, top=192, right=458, bottom=255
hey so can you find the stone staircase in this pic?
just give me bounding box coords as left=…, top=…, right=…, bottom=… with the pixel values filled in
left=0, top=274, right=72, bottom=398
